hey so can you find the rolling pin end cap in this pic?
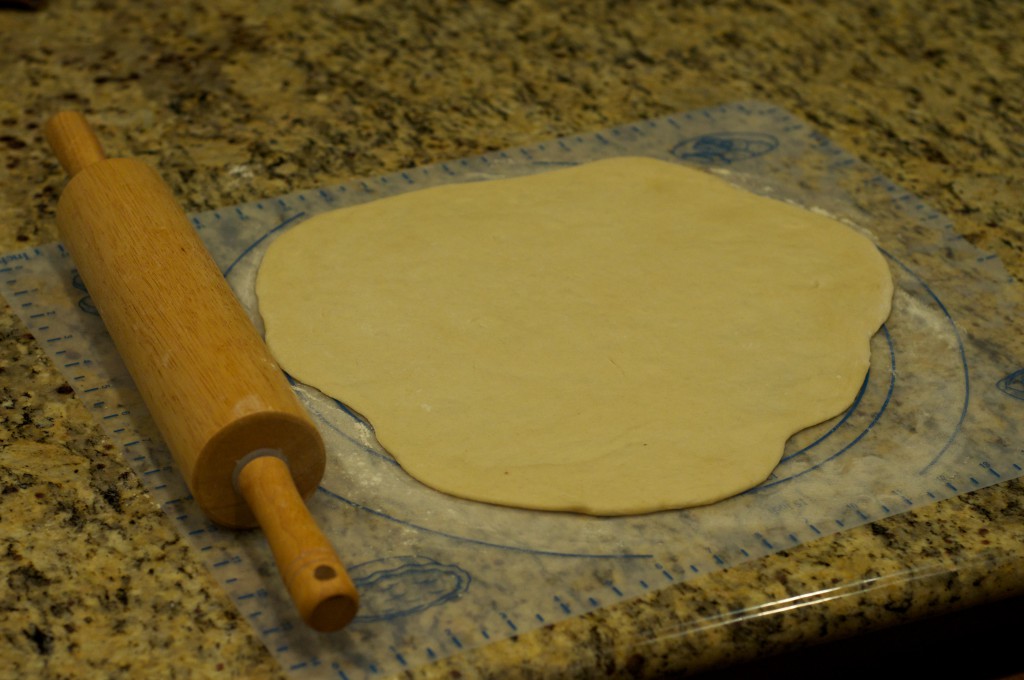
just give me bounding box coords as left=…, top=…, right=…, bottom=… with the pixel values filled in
left=288, top=551, right=360, bottom=632
left=307, top=592, right=360, bottom=633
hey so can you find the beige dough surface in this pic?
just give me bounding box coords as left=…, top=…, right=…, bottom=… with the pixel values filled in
left=256, top=157, right=893, bottom=514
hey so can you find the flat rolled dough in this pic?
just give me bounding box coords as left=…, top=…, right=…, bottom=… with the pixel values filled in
left=256, top=157, right=893, bottom=514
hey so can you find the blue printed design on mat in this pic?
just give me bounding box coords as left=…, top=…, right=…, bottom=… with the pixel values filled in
left=350, top=555, right=471, bottom=622
left=671, top=131, right=778, bottom=164
left=997, top=369, right=1024, bottom=400
left=71, top=269, right=98, bottom=315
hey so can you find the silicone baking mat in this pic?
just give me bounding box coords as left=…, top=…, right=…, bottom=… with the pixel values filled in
left=3, top=101, right=1023, bottom=678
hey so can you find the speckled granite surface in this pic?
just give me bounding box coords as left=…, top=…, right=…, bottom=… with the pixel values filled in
left=1, top=1, right=1022, bottom=678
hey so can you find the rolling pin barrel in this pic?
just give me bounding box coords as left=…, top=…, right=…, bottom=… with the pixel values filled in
left=44, top=111, right=358, bottom=632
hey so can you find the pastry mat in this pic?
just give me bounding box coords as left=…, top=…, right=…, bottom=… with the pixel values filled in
left=3, top=101, right=1023, bottom=678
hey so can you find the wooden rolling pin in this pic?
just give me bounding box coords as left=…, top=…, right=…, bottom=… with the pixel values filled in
left=44, top=111, right=359, bottom=632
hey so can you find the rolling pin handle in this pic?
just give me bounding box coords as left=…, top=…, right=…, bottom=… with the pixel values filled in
left=44, top=111, right=108, bottom=177
left=234, top=452, right=360, bottom=632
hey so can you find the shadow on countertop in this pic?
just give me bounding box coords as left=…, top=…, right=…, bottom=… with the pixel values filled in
left=699, top=595, right=1024, bottom=679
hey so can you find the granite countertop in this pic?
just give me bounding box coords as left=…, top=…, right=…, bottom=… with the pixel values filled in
left=2, top=1, right=1023, bottom=678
